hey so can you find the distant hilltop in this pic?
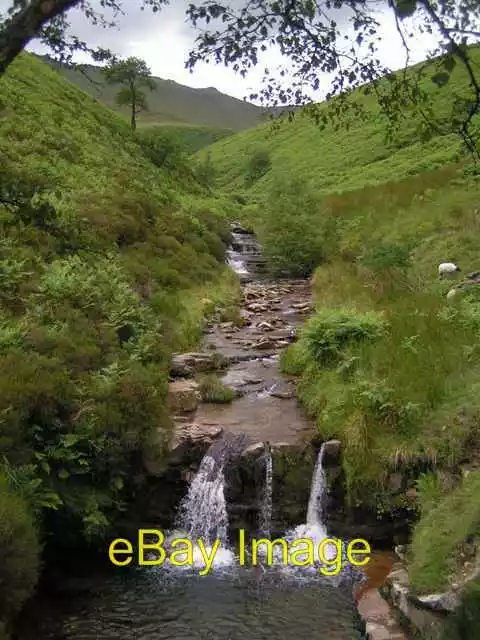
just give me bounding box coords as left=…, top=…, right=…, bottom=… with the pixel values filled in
left=37, top=53, right=267, bottom=131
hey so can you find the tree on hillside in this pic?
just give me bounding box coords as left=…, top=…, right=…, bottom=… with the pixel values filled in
left=104, top=57, right=155, bottom=131
left=0, top=0, right=479, bottom=156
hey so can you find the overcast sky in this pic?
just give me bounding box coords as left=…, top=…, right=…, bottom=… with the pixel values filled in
left=1, top=0, right=439, bottom=102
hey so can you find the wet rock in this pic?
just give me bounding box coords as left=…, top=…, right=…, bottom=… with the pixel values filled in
left=357, top=589, right=407, bottom=640
left=380, top=563, right=445, bottom=639
left=271, top=441, right=294, bottom=452
left=292, top=302, right=312, bottom=312
left=171, top=352, right=227, bottom=376
left=247, top=302, right=269, bottom=313
left=322, top=440, right=342, bottom=465
left=240, top=442, right=265, bottom=458
left=230, top=221, right=251, bottom=234
left=239, top=310, right=252, bottom=326
left=251, top=337, right=278, bottom=350
left=167, top=380, right=201, bottom=414
left=395, top=545, right=407, bottom=561
left=270, top=384, right=295, bottom=399
left=256, top=321, right=274, bottom=331
left=169, top=421, right=223, bottom=456
left=413, top=592, right=458, bottom=613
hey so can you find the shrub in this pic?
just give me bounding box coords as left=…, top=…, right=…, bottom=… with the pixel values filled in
left=360, top=241, right=413, bottom=271
left=195, top=152, right=216, bottom=187
left=244, top=148, right=271, bottom=187
left=258, top=174, right=326, bottom=277
left=198, top=374, right=237, bottom=403
left=409, top=470, right=480, bottom=593
left=300, top=308, right=387, bottom=367
left=0, top=478, right=40, bottom=626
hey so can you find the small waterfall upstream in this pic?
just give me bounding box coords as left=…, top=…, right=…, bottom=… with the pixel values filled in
left=226, top=222, right=266, bottom=280
left=306, top=442, right=328, bottom=529
left=259, top=444, right=273, bottom=538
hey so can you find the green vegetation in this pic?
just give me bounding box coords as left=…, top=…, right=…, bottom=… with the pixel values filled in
left=0, top=478, right=40, bottom=628
left=444, top=577, right=480, bottom=640
left=278, top=170, right=480, bottom=592
left=197, top=46, right=480, bottom=198
left=143, top=124, right=234, bottom=154
left=197, top=374, right=237, bottom=403
left=0, top=51, right=241, bottom=634
left=39, top=56, right=264, bottom=131
left=409, top=470, right=480, bottom=593
left=104, top=57, right=156, bottom=131
left=200, top=45, right=480, bottom=609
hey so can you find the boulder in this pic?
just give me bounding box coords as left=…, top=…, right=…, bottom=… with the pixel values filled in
left=167, top=380, right=201, bottom=414
left=322, top=439, right=342, bottom=465
left=292, top=302, right=312, bottom=311
left=169, top=421, right=223, bottom=457
left=270, top=383, right=295, bottom=399
left=252, top=337, right=277, bottom=350
left=413, top=592, right=459, bottom=613
left=171, top=352, right=227, bottom=377
left=240, top=442, right=266, bottom=458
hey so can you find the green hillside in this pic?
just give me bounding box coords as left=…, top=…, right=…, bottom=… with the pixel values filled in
left=40, top=55, right=264, bottom=131
left=146, top=122, right=235, bottom=154
left=200, top=45, right=480, bottom=617
left=199, top=46, right=480, bottom=196
left=0, top=51, right=241, bottom=634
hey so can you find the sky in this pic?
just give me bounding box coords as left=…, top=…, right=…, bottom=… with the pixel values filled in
left=1, top=0, right=440, bottom=102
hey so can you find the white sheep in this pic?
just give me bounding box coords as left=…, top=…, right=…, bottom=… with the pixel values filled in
left=438, top=262, right=461, bottom=278
left=446, top=288, right=459, bottom=301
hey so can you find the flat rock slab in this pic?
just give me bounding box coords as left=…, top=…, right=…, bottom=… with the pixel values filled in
left=171, top=352, right=227, bottom=377
left=358, top=590, right=407, bottom=640
left=168, top=380, right=201, bottom=414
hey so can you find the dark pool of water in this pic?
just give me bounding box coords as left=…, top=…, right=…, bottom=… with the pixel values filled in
left=17, top=564, right=365, bottom=640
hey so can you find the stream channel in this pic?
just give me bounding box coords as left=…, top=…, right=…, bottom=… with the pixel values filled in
left=15, top=224, right=397, bottom=640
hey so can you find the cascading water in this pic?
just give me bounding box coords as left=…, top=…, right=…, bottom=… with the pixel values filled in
left=226, top=222, right=265, bottom=279
left=283, top=443, right=338, bottom=569
left=259, top=443, right=273, bottom=538
left=173, top=434, right=249, bottom=571
left=177, top=454, right=229, bottom=545
left=306, top=442, right=328, bottom=530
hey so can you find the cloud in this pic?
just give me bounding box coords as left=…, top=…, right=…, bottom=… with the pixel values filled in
left=1, top=0, right=438, bottom=101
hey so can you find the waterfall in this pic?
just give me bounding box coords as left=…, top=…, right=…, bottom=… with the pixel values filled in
left=174, top=434, right=249, bottom=570
left=177, top=453, right=229, bottom=545
left=226, top=224, right=265, bottom=279
left=286, top=443, right=333, bottom=567
left=259, top=443, right=273, bottom=538
left=306, top=443, right=327, bottom=527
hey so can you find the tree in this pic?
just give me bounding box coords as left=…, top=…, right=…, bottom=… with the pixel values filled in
left=104, top=57, right=155, bottom=131
left=0, top=0, right=479, bottom=156
left=0, top=0, right=167, bottom=74
left=245, top=147, right=272, bottom=187
left=185, top=0, right=480, bottom=159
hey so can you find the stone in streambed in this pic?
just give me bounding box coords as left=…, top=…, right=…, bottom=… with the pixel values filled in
left=167, top=380, right=201, bottom=414
left=240, top=442, right=265, bottom=458
left=171, top=352, right=227, bottom=377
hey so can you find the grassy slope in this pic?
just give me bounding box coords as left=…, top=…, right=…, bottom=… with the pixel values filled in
left=144, top=122, right=235, bottom=154
left=199, top=46, right=480, bottom=195
left=202, top=46, right=480, bottom=600
left=0, top=52, right=242, bottom=630
left=40, top=55, right=264, bottom=131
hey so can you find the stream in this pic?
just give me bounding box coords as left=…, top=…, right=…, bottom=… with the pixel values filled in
left=15, top=224, right=394, bottom=640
